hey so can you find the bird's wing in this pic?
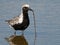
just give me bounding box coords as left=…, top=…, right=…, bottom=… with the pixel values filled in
left=10, top=16, right=19, bottom=25
left=5, top=16, right=19, bottom=25
left=11, top=13, right=23, bottom=25
left=5, top=13, right=23, bottom=25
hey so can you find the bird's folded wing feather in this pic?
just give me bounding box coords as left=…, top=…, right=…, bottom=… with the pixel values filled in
left=7, top=16, right=19, bottom=25
left=5, top=13, right=23, bottom=26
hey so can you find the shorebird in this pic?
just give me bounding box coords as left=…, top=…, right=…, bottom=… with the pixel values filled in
left=5, top=4, right=34, bottom=35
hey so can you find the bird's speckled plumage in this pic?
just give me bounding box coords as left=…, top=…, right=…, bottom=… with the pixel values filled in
left=6, top=13, right=23, bottom=26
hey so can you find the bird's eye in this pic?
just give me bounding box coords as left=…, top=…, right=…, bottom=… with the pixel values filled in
left=24, top=7, right=28, bottom=9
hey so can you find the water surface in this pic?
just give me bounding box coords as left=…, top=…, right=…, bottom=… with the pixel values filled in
left=0, top=0, right=60, bottom=45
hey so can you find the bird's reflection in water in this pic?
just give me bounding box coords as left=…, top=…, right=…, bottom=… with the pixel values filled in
left=5, top=35, right=28, bottom=45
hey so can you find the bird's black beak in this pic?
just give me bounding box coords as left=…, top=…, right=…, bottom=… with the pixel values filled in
left=28, top=8, right=34, bottom=16
left=28, top=8, right=33, bottom=12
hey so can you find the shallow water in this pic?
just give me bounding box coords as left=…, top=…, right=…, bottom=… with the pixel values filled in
left=0, top=0, right=60, bottom=45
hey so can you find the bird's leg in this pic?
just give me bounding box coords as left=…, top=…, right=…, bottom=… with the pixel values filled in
left=22, top=31, right=24, bottom=36
left=14, top=31, right=16, bottom=36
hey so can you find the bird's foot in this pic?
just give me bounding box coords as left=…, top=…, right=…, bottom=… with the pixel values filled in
left=21, top=31, right=24, bottom=36
left=22, top=33, right=24, bottom=36
left=14, top=31, right=16, bottom=36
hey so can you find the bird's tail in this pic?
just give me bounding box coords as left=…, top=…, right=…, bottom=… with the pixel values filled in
left=5, top=20, right=10, bottom=22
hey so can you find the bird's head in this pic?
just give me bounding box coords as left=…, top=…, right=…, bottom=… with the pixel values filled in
left=22, top=4, right=33, bottom=12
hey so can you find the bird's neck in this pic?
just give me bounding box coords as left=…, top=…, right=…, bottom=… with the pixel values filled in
left=22, top=11, right=29, bottom=22
left=23, top=11, right=28, bottom=15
